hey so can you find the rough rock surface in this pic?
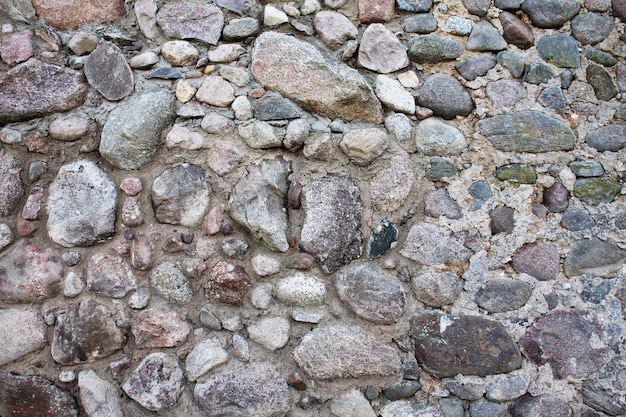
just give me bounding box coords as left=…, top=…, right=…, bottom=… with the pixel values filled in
left=83, top=41, right=133, bottom=101
left=0, top=374, right=77, bottom=417
left=400, top=222, right=472, bottom=266
left=0, top=309, right=46, bottom=366
left=156, top=2, right=224, bottom=45
left=31, top=0, right=125, bottom=30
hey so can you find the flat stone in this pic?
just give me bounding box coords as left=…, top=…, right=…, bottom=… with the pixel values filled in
left=587, top=64, right=617, bottom=100
left=584, top=47, right=617, bottom=67
left=571, top=13, right=614, bottom=45
left=196, top=75, right=235, bottom=107
left=48, top=115, right=90, bottom=142
left=335, top=263, right=405, bottom=324
left=415, top=117, right=467, bottom=156
left=51, top=299, right=126, bottom=364
left=300, top=175, right=363, bottom=273
left=467, top=20, right=507, bottom=52
left=384, top=380, right=422, bottom=401
left=512, top=242, right=560, bottom=280
left=400, top=222, right=472, bottom=266
left=486, top=80, right=527, bottom=107
left=238, top=121, right=281, bottom=148
left=0, top=30, right=33, bottom=65
left=374, top=75, right=415, bottom=114
left=521, top=0, right=580, bottom=29
left=202, top=113, right=235, bottom=134
left=543, top=182, right=569, bottom=212
left=252, top=31, right=382, bottom=123
left=358, top=0, right=394, bottom=22
left=31, top=0, right=125, bottom=30
left=47, top=160, right=117, bottom=247
left=563, top=237, right=626, bottom=278
left=379, top=402, right=442, bottom=417
left=84, top=41, right=133, bottom=101
left=222, top=17, right=260, bottom=40
left=132, top=307, right=190, bottom=348
left=582, top=383, right=625, bottom=416
left=411, top=311, right=522, bottom=377
left=588, top=0, right=611, bottom=11
left=152, top=163, right=210, bottom=227
left=77, top=370, right=123, bottom=417
left=475, top=278, right=532, bottom=312
left=263, top=5, right=288, bottom=26
left=229, top=157, right=291, bottom=252
left=367, top=219, right=399, bottom=259
left=314, top=11, right=357, bottom=48
left=574, top=177, right=621, bottom=204
left=86, top=253, right=136, bottom=298
left=0, top=59, right=88, bottom=123
left=499, top=11, right=534, bottom=49
left=0, top=374, right=78, bottom=417
left=561, top=208, right=595, bottom=231
left=208, top=44, right=245, bottom=63
left=586, top=124, right=626, bottom=152
left=445, top=381, right=485, bottom=401
left=412, top=270, right=462, bottom=307
left=486, top=374, right=531, bottom=402
left=275, top=273, right=327, bottom=306
left=253, top=94, right=300, bottom=121
left=510, top=394, right=572, bottom=417
left=476, top=111, right=575, bottom=152
left=404, top=13, right=437, bottom=33
left=462, top=0, right=489, bottom=15
left=185, top=338, right=229, bottom=382
left=455, top=55, right=497, bottom=81
left=358, top=23, right=408, bottom=74
left=134, top=0, right=157, bottom=39
left=0, top=153, right=23, bottom=218
left=340, top=128, right=389, bottom=165
left=496, top=164, right=537, bottom=184
left=537, top=35, right=581, bottom=68
left=194, top=362, right=291, bottom=417
left=370, top=152, right=415, bottom=212
left=0, top=308, right=46, bottom=366
left=204, top=261, right=251, bottom=304
left=150, top=261, right=193, bottom=304
left=520, top=309, right=609, bottom=379
left=100, top=90, right=176, bottom=170
left=156, top=1, right=224, bottom=45
left=408, top=35, right=463, bottom=64
left=293, top=323, right=401, bottom=379
left=524, top=63, right=557, bottom=84
left=122, top=353, right=184, bottom=411
left=247, top=317, right=290, bottom=351
left=569, top=161, right=604, bottom=177
left=424, top=188, right=462, bottom=219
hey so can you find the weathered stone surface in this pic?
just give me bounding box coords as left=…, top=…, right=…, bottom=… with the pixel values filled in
left=152, top=163, right=210, bottom=227
left=563, top=238, right=626, bottom=278
left=156, top=2, right=224, bottom=45
left=510, top=394, right=572, bottom=417
left=314, top=11, right=357, bottom=48
left=415, top=117, right=467, bottom=156
left=405, top=13, right=437, bottom=33
left=52, top=299, right=126, bottom=364
left=367, top=219, right=399, bottom=259
left=543, top=182, right=569, bottom=212
left=100, top=91, right=176, bottom=170
left=204, top=261, right=251, bottom=304
left=574, top=177, right=621, bottom=204
left=499, top=11, right=534, bottom=49
left=571, top=13, right=614, bottom=45
left=275, top=273, right=327, bottom=306
left=400, top=222, right=472, bottom=266
left=132, top=307, right=190, bottom=348
left=412, top=270, right=462, bottom=307
left=229, top=158, right=291, bottom=252
left=467, top=20, right=507, bottom=52
left=582, top=383, right=625, bottom=416
left=537, top=86, right=566, bottom=111
left=47, top=160, right=117, bottom=247
left=162, top=40, right=198, bottom=66
left=185, top=338, right=229, bottom=382
left=0, top=59, right=88, bottom=123
left=293, top=323, right=401, bottom=379
left=537, top=35, right=580, bottom=68
left=335, top=263, right=405, bottom=324
left=496, top=51, right=525, bottom=78
left=0, top=374, right=77, bottom=417
left=408, top=35, right=463, bottom=64
left=194, top=362, right=290, bottom=417
left=486, top=80, right=527, bottom=107
left=300, top=175, right=363, bottom=273
left=486, top=374, right=531, bottom=402
left=411, top=311, right=522, bottom=377
left=247, top=317, right=290, bottom=351
left=48, top=115, right=90, bottom=142
left=587, top=64, right=618, bottom=101
left=521, top=309, right=610, bottom=379
left=586, top=124, right=626, bottom=152
left=521, top=0, right=580, bottom=29
left=477, top=111, right=575, bottom=152
left=374, top=75, right=415, bottom=114
left=0, top=309, right=46, bottom=366
left=150, top=261, right=193, bottom=304
left=562, top=208, right=595, bottom=231
left=370, top=152, right=415, bottom=212
left=512, top=242, right=560, bottom=280
left=31, top=0, right=125, bottom=30
left=0, top=30, right=33, bottom=65
left=86, top=253, right=136, bottom=298
left=524, top=62, right=557, bottom=84
left=455, top=55, right=497, bottom=81
left=358, top=0, right=394, bottom=22
left=424, top=188, right=462, bottom=219
left=496, top=164, right=537, bottom=184
left=122, top=353, right=184, bottom=411
left=252, top=32, right=382, bottom=123
left=329, top=388, right=377, bottom=417
left=253, top=94, right=300, bottom=121
left=417, top=74, right=474, bottom=119
left=340, top=128, right=389, bottom=165
left=615, top=0, right=626, bottom=22
left=196, top=75, right=235, bottom=107
left=358, top=23, right=408, bottom=74
left=78, top=370, right=123, bottom=417
left=475, top=278, right=532, bottom=312
left=84, top=41, right=133, bottom=101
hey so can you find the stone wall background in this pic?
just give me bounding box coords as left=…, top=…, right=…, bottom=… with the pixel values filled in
left=1, top=0, right=626, bottom=415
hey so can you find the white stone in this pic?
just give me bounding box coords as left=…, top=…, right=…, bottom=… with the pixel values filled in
left=291, top=309, right=323, bottom=323
left=166, top=125, right=207, bottom=150
left=59, top=370, right=76, bottom=383
left=208, top=44, right=246, bottom=63
left=129, top=288, right=150, bottom=309
left=397, top=70, right=420, bottom=89
left=219, top=66, right=252, bottom=87
left=283, top=4, right=300, bottom=17
left=247, top=317, right=290, bottom=351
left=264, top=5, right=289, bottom=26
left=251, top=253, right=282, bottom=276
left=134, top=0, right=158, bottom=39
left=0, top=308, right=46, bottom=366
left=446, top=16, right=473, bottom=35
left=238, top=121, right=281, bottom=149
left=0, top=223, right=13, bottom=250
left=275, top=273, right=327, bottom=306
left=49, top=115, right=90, bottom=141
left=375, top=75, right=416, bottom=114
left=232, top=95, right=253, bottom=120
left=380, top=401, right=441, bottom=417
left=63, top=271, right=85, bottom=298
left=196, top=76, right=236, bottom=107
left=175, top=80, right=197, bottom=103
left=329, top=388, right=377, bottom=417
left=301, top=0, right=321, bottom=15
left=161, top=40, right=199, bottom=66
left=68, top=32, right=99, bottom=55
left=414, top=117, right=467, bottom=156
left=0, top=127, right=23, bottom=144
left=385, top=113, right=412, bottom=142
left=129, top=51, right=159, bottom=69
left=78, top=370, right=124, bottom=417
left=185, top=337, right=230, bottom=381
left=251, top=283, right=273, bottom=309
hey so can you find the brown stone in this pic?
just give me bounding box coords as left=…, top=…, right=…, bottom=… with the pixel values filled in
left=0, top=374, right=78, bottom=417
left=358, top=0, right=394, bottom=22
left=16, top=218, right=37, bottom=237
left=31, top=0, right=126, bottom=30
left=132, top=307, right=191, bottom=348
left=499, top=11, right=535, bottom=49
left=86, top=253, right=137, bottom=298
left=204, top=261, right=251, bottom=304
left=24, top=130, right=49, bottom=153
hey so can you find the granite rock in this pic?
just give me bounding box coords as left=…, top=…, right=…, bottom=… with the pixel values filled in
left=156, top=2, right=224, bottom=45
left=84, top=41, right=133, bottom=101
left=122, top=353, right=184, bottom=411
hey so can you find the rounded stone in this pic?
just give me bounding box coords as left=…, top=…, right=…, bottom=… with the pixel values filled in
left=475, top=278, right=533, bottom=312
left=161, top=40, right=198, bottom=66
left=275, top=273, right=327, bottom=306
left=417, top=74, right=474, bottom=119
left=415, top=117, right=467, bottom=156
left=412, top=270, right=462, bottom=307
left=150, top=262, right=193, bottom=304
left=512, top=242, right=560, bottom=280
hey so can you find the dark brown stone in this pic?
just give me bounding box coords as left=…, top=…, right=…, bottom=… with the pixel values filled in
left=613, top=0, right=626, bottom=23
left=543, top=182, right=569, bottom=212
left=32, top=0, right=125, bottom=30
left=0, top=374, right=77, bottom=417
left=411, top=311, right=522, bottom=377
left=499, top=11, right=534, bottom=49
left=204, top=261, right=251, bottom=304
left=24, top=130, right=49, bottom=153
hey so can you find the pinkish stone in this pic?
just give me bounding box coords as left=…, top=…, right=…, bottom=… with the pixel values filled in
left=204, top=261, right=251, bottom=304
left=359, top=0, right=394, bottom=22
left=86, top=253, right=137, bottom=298
left=17, top=218, right=38, bottom=237
left=204, top=205, right=224, bottom=235
left=156, top=2, right=224, bottom=45
left=358, top=23, right=408, bottom=73
left=206, top=140, right=243, bottom=176
left=22, top=187, right=43, bottom=220
left=132, top=308, right=191, bottom=348
left=120, top=177, right=143, bottom=196
left=0, top=30, right=33, bottom=66
left=31, top=0, right=126, bottom=30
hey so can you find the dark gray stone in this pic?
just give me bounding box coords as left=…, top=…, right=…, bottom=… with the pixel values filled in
left=521, top=0, right=580, bottom=29
left=400, top=222, right=473, bottom=266
left=537, top=86, right=565, bottom=111
left=404, top=13, right=437, bottom=33
left=537, top=35, right=580, bottom=68
left=469, top=401, right=506, bottom=417
left=469, top=180, right=491, bottom=210
left=510, top=394, right=572, bottom=417
left=512, top=242, right=560, bottom=280
left=426, top=157, right=458, bottom=181
left=496, top=51, right=525, bottom=78
left=544, top=182, right=569, bottom=213
left=367, top=219, right=398, bottom=259
left=411, top=311, right=522, bottom=377
left=0, top=152, right=24, bottom=217
left=524, top=63, right=557, bottom=84
left=467, top=21, right=507, bottom=52
left=0, top=374, right=78, bottom=417
left=477, top=111, right=575, bottom=152
left=383, top=380, right=421, bottom=401
left=520, top=309, right=610, bottom=379
left=495, top=0, right=521, bottom=8
left=408, top=35, right=463, bottom=64
left=571, top=13, right=614, bottom=45
left=568, top=161, right=604, bottom=177
left=564, top=237, right=626, bottom=278
left=424, top=188, right=463, bottom=219
left=587, top=64, right=618, bottom=101
left=396, top=0, right=432, bottom=11
left=490, top=205, right=515, bottom=234
left=455, top=55, right=497, bottom=81
left=582, top=383, right=625, bottom=416
left=417, top=73, right=474, bottom=119
left=581, top=280, right=611, bottom=304
left=561, top=208, right=595, bottom=231
left=439, top=398, right=465, bottom=417
left=84, top=41, right=133, bottom=101
left=222, top=17, right=259, bottom=40
left=574, top=177, right=621, bottom=204
left=560, top=70, right=574, bottom=88
left=475, top=278, right=532, bottom=312
left=586, top=124, right=626, bottom=152
left=146, top=67, right=182, bottom=79
left=462, top=0, right=490, bottom=16
left=253, top=94, right=301, bottom=120
left=584, top=48, right=618, bottom=67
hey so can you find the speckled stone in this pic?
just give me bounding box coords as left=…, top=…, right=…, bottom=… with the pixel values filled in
left=586, top=124, right=626, bottom=152
left=587, top=64, right=618, bottom=100
left=537, top=35, right=581, bottom=68
left=563, top=237, right=626, bottom=278
left=512, top=242, right=560, bottom=280
left=408, top=35, right=463, bottom=64
left=417, top=73, right=474, bottom=119
left=475, top=278, right=532, bottom=312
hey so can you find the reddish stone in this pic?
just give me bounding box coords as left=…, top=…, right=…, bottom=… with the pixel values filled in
left=24, top=130, right=49, bottom=153
left=0, top=30, right=33, bottom=66
left=156, top=2, right=224, bottom=45
left=120, top=177, right=143, bottom=196
left=22, top=187, right=43, bottom=220
left=512, top=242, right=560, bottom=281
left=205, top=261, right=251, bottom=304
left=16, top=218, right=37, bottom=237
left=31, top=0, right=126, bottom=30
left=359, top=0, right=395, bottom=22
left=132, top=308, right=191, bottom=348
left=0, top=374, right=78, bottom=417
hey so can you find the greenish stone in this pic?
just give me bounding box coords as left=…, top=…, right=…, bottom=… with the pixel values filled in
left=408, top=35, right=464, bottom=63
left=496, top=51, right=525, bottom=78
left=587, top=64, right=618, bottom=101
left=537, top=34, right=581, bottom=68
left=495, top=164, right=537, bottom=184
left=584, top=48, right=618, bottom=67
left=568, top=161, right=604, bottom=177
left=425, top=157, right=458, bottom=181
left=524, top=63, right=557, bottom=84
left=476, top=111, right=576, bottom=153
left=383, top=379, right=422, bottom=401
left=574, top=177, right=621, bottom=204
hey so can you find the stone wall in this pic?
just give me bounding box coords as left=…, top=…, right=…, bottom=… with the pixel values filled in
left=1, top=0, right=626, bottom=415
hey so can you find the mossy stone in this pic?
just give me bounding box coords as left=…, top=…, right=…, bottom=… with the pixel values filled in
left=495, top=164, right=537, bottom=184
left=574, top=177, right=621, bottom=204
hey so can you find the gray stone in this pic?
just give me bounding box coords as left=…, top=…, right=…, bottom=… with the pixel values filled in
left=86, top=253, right=136, bottom=298
left=524, top=63, right=557, bottom=84
left=412, top=270, right=462, bottom=307
left=417, top=74, right=474, bottom=119
left=564, top=238, right=626, bottom=278
left=588, top=0, right=611, bottom=10
left=329, top=388, right=377, bottom=417
left=568, top=161, right=604, bottom=177
left=384, top=380, right=422, bottom=401
left=439, top=398, right=464, bottom=417
left=396, top=0, right=432, bottom=11
left=490, top=205, right=515, bottom=234
left=358, top=23, right=408, bottom=74
left=275, top=273, right=327, bottom=306
left=131, top=307, right=190, bottom=348
left=537, top=35, right=581, bottom=68
left=455, top=55, right=497, bottom=81
left=446, top=16, right=472, bottom=35
left=238, top=121, right=281, bottom=148
left=475, top=278, right=532, bottom=312
left=314, top=11, right=358, bottom=48
left=496, top=51, right=525, bottom=78
left=469, top=181, right=491, bottom=210
left=0, top=308, right=46, bottom=366
left=411, top=311, right=522, bottom=377
left=150, top=261, right=193, bottom=304
left=521, top=0, right=580, bottom=29
left=584, top=47, right=617, bottom=66
left=253, top=94, right=301, bottom=120
left=196, top=76, right=235, bottom=107
left=84, top=41, right=133, bottom=101
left=156, top=2, right=224, bottom=45
left=247, top=316, right=290, bottom=351
left=477, top=111, right=575, bottom=152
left=561, top=208, right=595, bottom=231
left=335, top=263, right=405, bottom=324
left=78, top=370, right=123, bottom=417
left=222, top=17, right=260, bottom=40
left=574, top=177, right=621, bottom=204
left=404, top=14, right=437, bottom=33
left=401, top=222, right=472, bottom=266
left=469, top=402, right=506, bottom=417
left=47, top=160, right=117, bottom=247
left=571, top=13, right=614, bottom=45
left=467, top=21, right=507, bottom=52
left=380, top=402, right=442, bottom=417
left=486, top=374, right=531, bottom=401
left=300, top=175, right=363, bottom=273
left=221, top=237, right=249, bottom=258
left=587, top=64, right=618, bottom=100
left=424, top=188, right=462, bottom=219
left=537, top=86, right=566, bottom=111
left=586, top=124, right=626, bottom=152
left=486, top=80, right=526, bottom=107
left=445, top=381, right=485, bottom=401
left=185, top=338, right=230, bottom=382
left=512, top=242, right=560, bottom=280
left=152, top=163, right=210, bottom=227
left=415, top=117, right=467, bottom=155
left=122, top=353, right=184, bottom=411
left=462, top=0, right=489, bottom=15
left=370, top=152, right=415, bottom=212
left=252, top=31, right=382, bottom=123
left=100, top=90, right=176, bottom=170
left=293, top=323, right=401, bottom=379
left=543, top=182, right=569, bottom=212
left=0, top=59, right=88, bottom=123
left=408, top=35, right=463, bottom=64
left=284, top=118, right=311, bottom=150
left=582, top=383, right=625, bottom=416
left=229, top=157, right=291, bottom=252
left=510, top=394, right=572, bottom=417
left=194, top=362, right=291, bottom=417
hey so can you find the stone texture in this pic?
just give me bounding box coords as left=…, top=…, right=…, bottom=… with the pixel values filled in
left=314, top=11, right=357, bottom=49
left=586, top=124, right=626, bottom=152
left=185, top=338, right=229, bottom=381
left=415, top=118, right=467, bottom=156
left=400, top=222, right=472, bottom=266
left=0, top=30, right=33, bottom=65
left=329, top=389, right=377, bottom=417
left=571, top=13, right=614, bottom=45
left=252, top=31, right=382, bottom=123
left=247, top=317, right=290, bottom=351
left=204, top=261, right=251, bottom=304
left=0, top=309, right=46, bottom=366
left=510, top=394, right=573, bottom=417
left=48, top=115, right=90, bottom=142
left=370, top=152, right=415, bottom=212
left=150, top=261, right=193, bottom=304
left=84, top=41, right=133, bottom=101
left=499, top=11, right=534, bottom=49
left=587, top=64, right=618, bottom=101
left=424, top=188, right=462, bottom=219
left=31, top=0, right=125, bottom=30
left=408, top=35, right=463, bottom=64
left=412, top=270, right=462, bottom=307
left=486, top=80, right=527, bottom=107
left=275, top=273, right=326, bottom=306
left=335, top=263, right=405, bottom=324
left=100, top=90, right=176, bottom=170
left=543, top=182, right=569, bottom=212
left=521, top=309, right=610, bottom=379
left=340, top=128, right=389, bottom=165
left=475, top=278, right=532, bottom=312
left=512, top=242, right=560, bottom=280
left=417, top=74, right=474, bottom=119
left=537, top=35, right=581, bottom=68
left=122, top=353, right=184, bottom=411
left=196, top=75, right=235, bottom=107
left=77, top=370, right=123, bottom=417
left=374, top=75, right=415, bottom=114
left=0, top=374, right=77, bottom=417
left=358, top=23, right=408, bottom=74
left=358, top=0, right=394, bottom=22
left=467, top=20, right=507, bottom=52
left=562, top=208, right=596, bottom=231
left=162, top=40, right=198, bottom=66
left=293, top=323, right=401, bottom=379
left=300, top=175, right=363, bottom=273
left=574, top=177, right=621, bottom=204
left=131, top=307, right=190, bottom=348
left=405, top=14, right=437, bottom=33
left=47, top=160, right=117, bottom=247
left=521, top=0, right=580, bottom=29
left=86, top=253, right=136, bottom=298
left=411, top=311, right=522, bottom=377
left=563, top=238, right=626, bottom=278
left=455, top=55, right=497, bottom=81
left=156, top=2, right=224, bottom=45
left=0, top=59, right=88, bottom=123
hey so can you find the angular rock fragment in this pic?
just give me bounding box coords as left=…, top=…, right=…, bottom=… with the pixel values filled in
left=412, top=270, right=462, bottom=307
left=122, top=353, right=184, bottom=411
left=466, top=20, right=507, bottom=52
left=78, top=370, right=123, bottom=417
left=32, top=0, right=125, bottom=30
left=563, top=238, right=626, bottom=278
left=400, top=222, right=472, bottom=266
left=86, top=253, right=136, bottom=298
left=150, top=261, right=193, bottom=304
left=229, top=158, right=291, bottom=252
left=84, top=41, right=133, bottom=101
left=300, top=175, right=363, bottom=273
left=367, top=219, right=399, bottom=259
left=0, top=152, right=24, bottom=217
left=358, top=23, right=408, bottom=74
left=132, top=307, right=190, bottom=348
left=0, top=374, right=78, bottom=417
left=424, top=188, right=462, bottom=219
left=156, top=2, right=224, bottom=45
left=370, top=152, right=415, bottom=212
left=411, top=311, right=522, bottom=377
left=510, top=394, right=572, bottom=417
left=520, top=0, right=580, bottom=29
left=293, top=323, right=401, bottom=379
left=0, top=309, right=46, bottom=366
